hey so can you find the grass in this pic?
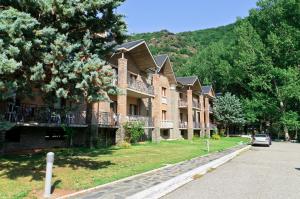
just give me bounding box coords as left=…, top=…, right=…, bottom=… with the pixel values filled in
left=0, top=137, right=249, bottom=199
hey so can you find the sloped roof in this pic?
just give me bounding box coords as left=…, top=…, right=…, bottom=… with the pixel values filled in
left=201, top=85, right=212, bottom=94
left=112, top=40, right=157, bottom=71
left=176, top=76, right=199, bottom=86
left=154, top=54, right=168, bottom=69
left=115, top=40, right=144, bottom=51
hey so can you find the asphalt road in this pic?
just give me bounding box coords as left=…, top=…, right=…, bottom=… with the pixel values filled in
left=162, top=142, right=300, bottom=199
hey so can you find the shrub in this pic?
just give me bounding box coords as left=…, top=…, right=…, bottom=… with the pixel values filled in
left=116, top=141, right=131, bottom=148
left=212, top=134, right=221, bottom=140
left=123, top=121, right=144, bottom=143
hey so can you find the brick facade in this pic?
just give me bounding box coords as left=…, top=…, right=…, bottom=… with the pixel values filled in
left=1, top=40, right=216, bottom=152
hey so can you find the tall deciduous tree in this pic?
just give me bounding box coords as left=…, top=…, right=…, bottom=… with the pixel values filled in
left=213, top=93, right=245, bottom=136
left=0, top=0, right=127, bottom=147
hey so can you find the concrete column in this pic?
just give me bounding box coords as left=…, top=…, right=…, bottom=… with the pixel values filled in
left=152, top=74, right=161, bottom=142
left=187, top=89, right=193, bottom=140
left=204, top=97, right=210, bottom=137
left=116, top=55, right=128, bottom=143
left=170, top=84, right=179, bottom=139
left=200, top=95, right=205, bottom=137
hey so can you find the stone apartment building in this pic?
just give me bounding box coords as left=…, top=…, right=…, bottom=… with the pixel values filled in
left=0, top=40, right=216, bottom=153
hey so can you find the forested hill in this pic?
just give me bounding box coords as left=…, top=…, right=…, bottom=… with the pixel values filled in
left=129, top=0, right=300, bottom=139
left=129, top=23, right=235, bottom=76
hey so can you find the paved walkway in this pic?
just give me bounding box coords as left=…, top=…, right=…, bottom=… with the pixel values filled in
left=163, top=142, right=300, bottom=199
left=66, top=144, right=246, bottom=199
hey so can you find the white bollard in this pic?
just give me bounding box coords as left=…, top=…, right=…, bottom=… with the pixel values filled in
left=44, top=152, right=54, bottom=198
left=206, top=139, right=210, bottom=153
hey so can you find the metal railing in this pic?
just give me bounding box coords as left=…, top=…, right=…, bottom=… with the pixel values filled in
left=0, top=103, right=87, bottom=126
left=127, top=76, right=154, bottom=95
left=178, top=100, right=188, bottom=107
left=179, top=122, right=188, bottom=129
left=209, top=123, right=217, bottom=129
left=161, top=120, right=173, bottom=129
left=192, top=101, right=200, bottom=109
left=208, top=105, right=213, bottom=113
left=193, top=122, right=201, bottom=129
left=97, top=112, right=120, bottom=127
left=127, top=115, right=154, bottom=127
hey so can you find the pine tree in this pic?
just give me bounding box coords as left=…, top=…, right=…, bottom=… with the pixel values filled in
left=0, top=0, right=127, bottom=147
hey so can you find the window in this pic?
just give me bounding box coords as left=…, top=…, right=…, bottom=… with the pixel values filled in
left=180, top=113, right=183, bottom=122
left=162, top=87, right=167, bottom=97
left=162, top=110, right=167, bottom=121
left=110, top=101, right=117, bottom=113
left=129, top=104, right=138, bottom=115
left=179, top=93, right=183, bottom=99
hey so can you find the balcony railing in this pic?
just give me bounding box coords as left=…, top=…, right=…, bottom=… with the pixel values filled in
left=209, top=123, right=217, bottom=129
left=0, top=103, right=86, bottom=126
left=161, top=120, right=173, bottom=129
left=127, top=115, right=154, bottom=127
left=192, top=101, right=200, bottom=109
left=161, top=97, right=167, bottom=104
left=179, top=122, right=188, bottom=129
left=209, top=106, right=213, bottom=113
left=178, top=100, right=188, bottom=107
left=98, top=112, right=120, bottom=127
left=127, top=77, right=154, bottom=95
left=193, top=122, right=201, bottom=129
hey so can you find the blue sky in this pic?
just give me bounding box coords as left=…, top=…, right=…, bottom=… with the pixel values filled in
left=117, top=0, right=258, bottom=34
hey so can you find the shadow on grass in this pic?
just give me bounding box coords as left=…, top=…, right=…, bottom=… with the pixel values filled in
left=51, top=180, right=62, bottom=193
left=0, top=147, right=118, bottom=181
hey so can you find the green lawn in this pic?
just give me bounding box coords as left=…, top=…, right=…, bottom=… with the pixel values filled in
left=0, top=137, right=249, bottom=199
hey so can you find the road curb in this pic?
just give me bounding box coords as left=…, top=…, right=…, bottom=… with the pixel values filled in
left=58, top=145, right=250, bottom=199
left=127, top=145, right=251, bottom=199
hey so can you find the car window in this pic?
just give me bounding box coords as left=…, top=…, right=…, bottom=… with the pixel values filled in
left=255, top=134, right=267, bottom=137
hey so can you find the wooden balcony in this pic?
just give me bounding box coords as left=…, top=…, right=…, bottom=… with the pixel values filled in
left=161, top=121, right=174, bottom=129
left=127, top=77, right=154, bottom=98
left=127, top=115, right=154, bottom=128
left=97, top=112, right=120, bottom=128
left=0, top=103, right=87, bottom=127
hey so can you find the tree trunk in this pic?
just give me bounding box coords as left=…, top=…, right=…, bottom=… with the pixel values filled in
left=284, top=125, right=289, bottom=141
left=226, top=125, right=229, bottom=137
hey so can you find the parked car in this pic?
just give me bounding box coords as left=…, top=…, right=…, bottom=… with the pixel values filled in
left=252, top=134, right=271, bottom=147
